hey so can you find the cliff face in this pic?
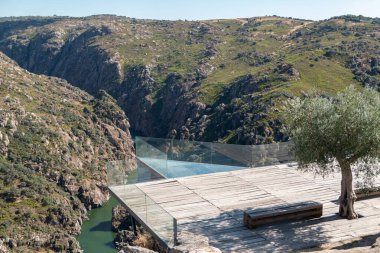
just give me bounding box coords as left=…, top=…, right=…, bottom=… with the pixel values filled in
left=0, top=52, right=135, bottom=252
left=0, top=15, right=379, bottom=144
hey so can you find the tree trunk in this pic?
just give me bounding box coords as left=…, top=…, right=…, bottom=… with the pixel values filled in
left=338, top=161, right=358, bottom=219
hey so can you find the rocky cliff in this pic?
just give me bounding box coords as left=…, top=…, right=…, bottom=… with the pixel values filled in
left=0, top=15, right=379, bottom=144
left=0, top=52, right=135, bottom=252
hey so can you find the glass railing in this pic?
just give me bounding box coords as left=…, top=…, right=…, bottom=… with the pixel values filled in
left=106, top=159, right=163, bottom=185
left=106, top=160, right=129, bottom=186
left=250, top=141, right=292, bottom=167
left=107, top=161, right=177, bottom=246
left=107, top=138, right=293, bottom=248
left=135, top=136, right=293, bottom=178
left=136, top=136, right=168, bottom=178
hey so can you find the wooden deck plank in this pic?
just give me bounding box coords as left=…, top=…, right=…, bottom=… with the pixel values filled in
left=110, top=163, right=380, bottom=252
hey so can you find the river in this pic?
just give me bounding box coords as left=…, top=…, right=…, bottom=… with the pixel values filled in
left=77, top=196, right=119, bottom=253
left=77, top=160, right=162, bottom=252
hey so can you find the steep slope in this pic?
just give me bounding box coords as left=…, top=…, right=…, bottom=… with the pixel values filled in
left=0, top=52, right=135, bottom=252
left=0, top=15, right=379, bottom=144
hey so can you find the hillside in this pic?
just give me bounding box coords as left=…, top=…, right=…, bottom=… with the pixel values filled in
left=0, top=15, right=379, bottom=144
left=0, top=52, right=135, bottom=252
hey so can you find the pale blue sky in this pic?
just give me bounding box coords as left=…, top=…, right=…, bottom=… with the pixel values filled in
left=0, top=0, right=379, bottom=20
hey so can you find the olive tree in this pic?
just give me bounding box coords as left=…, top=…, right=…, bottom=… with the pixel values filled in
left=283, top=86, right=380, bottom=219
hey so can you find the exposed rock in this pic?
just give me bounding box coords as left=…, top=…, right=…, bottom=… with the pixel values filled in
left=116, top=65, right=158, bottom=136
left=202, top=44, right=218, bottom=58
left=78, top=179, right=108, bottom=209
left=6, top=118, right=18, bottom=135
left=171, top=232, right=221, bottom=253
left=0, top=238, right=8, bottom=253
left=49, top=233, right=82, bottom=253
left=29, top=232, right=52, bottom=250
left=103, top=124, right=133, bottom=157
left=180, top=126, right=190, bottom=140
left=112, top=205, right=131, bottom=231
left=118, top=245, right=157, bottom=253
left=114, top=229, right=160, bottom=251
left=112, top=207, right=162, bottom=252
left=115, top=230, right=137, bottom=246
left=59, top=174, right=79, bottom=195
left=275, top=63, right=300, bottom=80
left=168, top=129, right=177, bottom=139
left=0, top=131, right=8, bottom=155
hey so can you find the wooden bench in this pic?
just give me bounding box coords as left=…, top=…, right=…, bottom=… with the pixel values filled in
left=356, top=188, right=380, bottom=201
left=244, top=201, right=323, bottom=229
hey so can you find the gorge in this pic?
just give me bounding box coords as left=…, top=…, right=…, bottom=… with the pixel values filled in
left=0, top=14, right=379, bottom=252
left=1, top=15, right=379, bottom=146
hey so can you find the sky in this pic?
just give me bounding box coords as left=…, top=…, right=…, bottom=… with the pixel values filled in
left=0, top=0, right=379, bottom=21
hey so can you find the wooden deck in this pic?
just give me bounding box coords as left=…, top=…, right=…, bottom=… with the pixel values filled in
left=109, top=163, right=380, bottom=252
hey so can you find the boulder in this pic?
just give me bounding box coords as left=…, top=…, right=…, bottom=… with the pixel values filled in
left=171, top=232, right=221, bottom=253
left=118, top=245, right=157, bottom=253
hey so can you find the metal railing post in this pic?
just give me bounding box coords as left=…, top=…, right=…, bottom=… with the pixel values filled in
left=123, top=161, right=127, bottom=185
left=251, top=144, right=254, bottom=167
left=131, top=216, right=138, bottom=236
left=173, top=217, right=178, bottom=245
left=210, top=142, right=213, bottom=165
left=145, top=194, right=147, bottom=221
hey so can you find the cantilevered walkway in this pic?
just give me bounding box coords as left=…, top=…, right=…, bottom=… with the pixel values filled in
left=110, top=163, right=380, bottom=252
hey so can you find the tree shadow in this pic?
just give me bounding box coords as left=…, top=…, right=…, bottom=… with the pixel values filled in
left=178, top=203, right=348, bottom=252
left=331, top=232, right=380, bottom=250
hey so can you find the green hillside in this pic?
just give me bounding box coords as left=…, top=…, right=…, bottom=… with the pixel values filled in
left=0, top=15, right=379, bottom=144
left=0, top=52, right=135, bottom=252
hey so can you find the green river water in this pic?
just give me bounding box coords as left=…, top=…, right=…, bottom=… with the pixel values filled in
left=77, top=162, right=160, bottom=253
left=77, top=196, right=119, bottom=253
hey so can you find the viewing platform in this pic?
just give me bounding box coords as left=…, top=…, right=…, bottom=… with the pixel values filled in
left=108, top=137, right=380, bottom=252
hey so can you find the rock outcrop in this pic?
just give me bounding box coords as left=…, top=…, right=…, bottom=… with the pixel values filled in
left=0, top=52, right=135, bottom=252
left=112, top=205, right=131, bottom=232
left=119, top=245, right=158, bottom=253
left=171, top=232, right=221, bottom=253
